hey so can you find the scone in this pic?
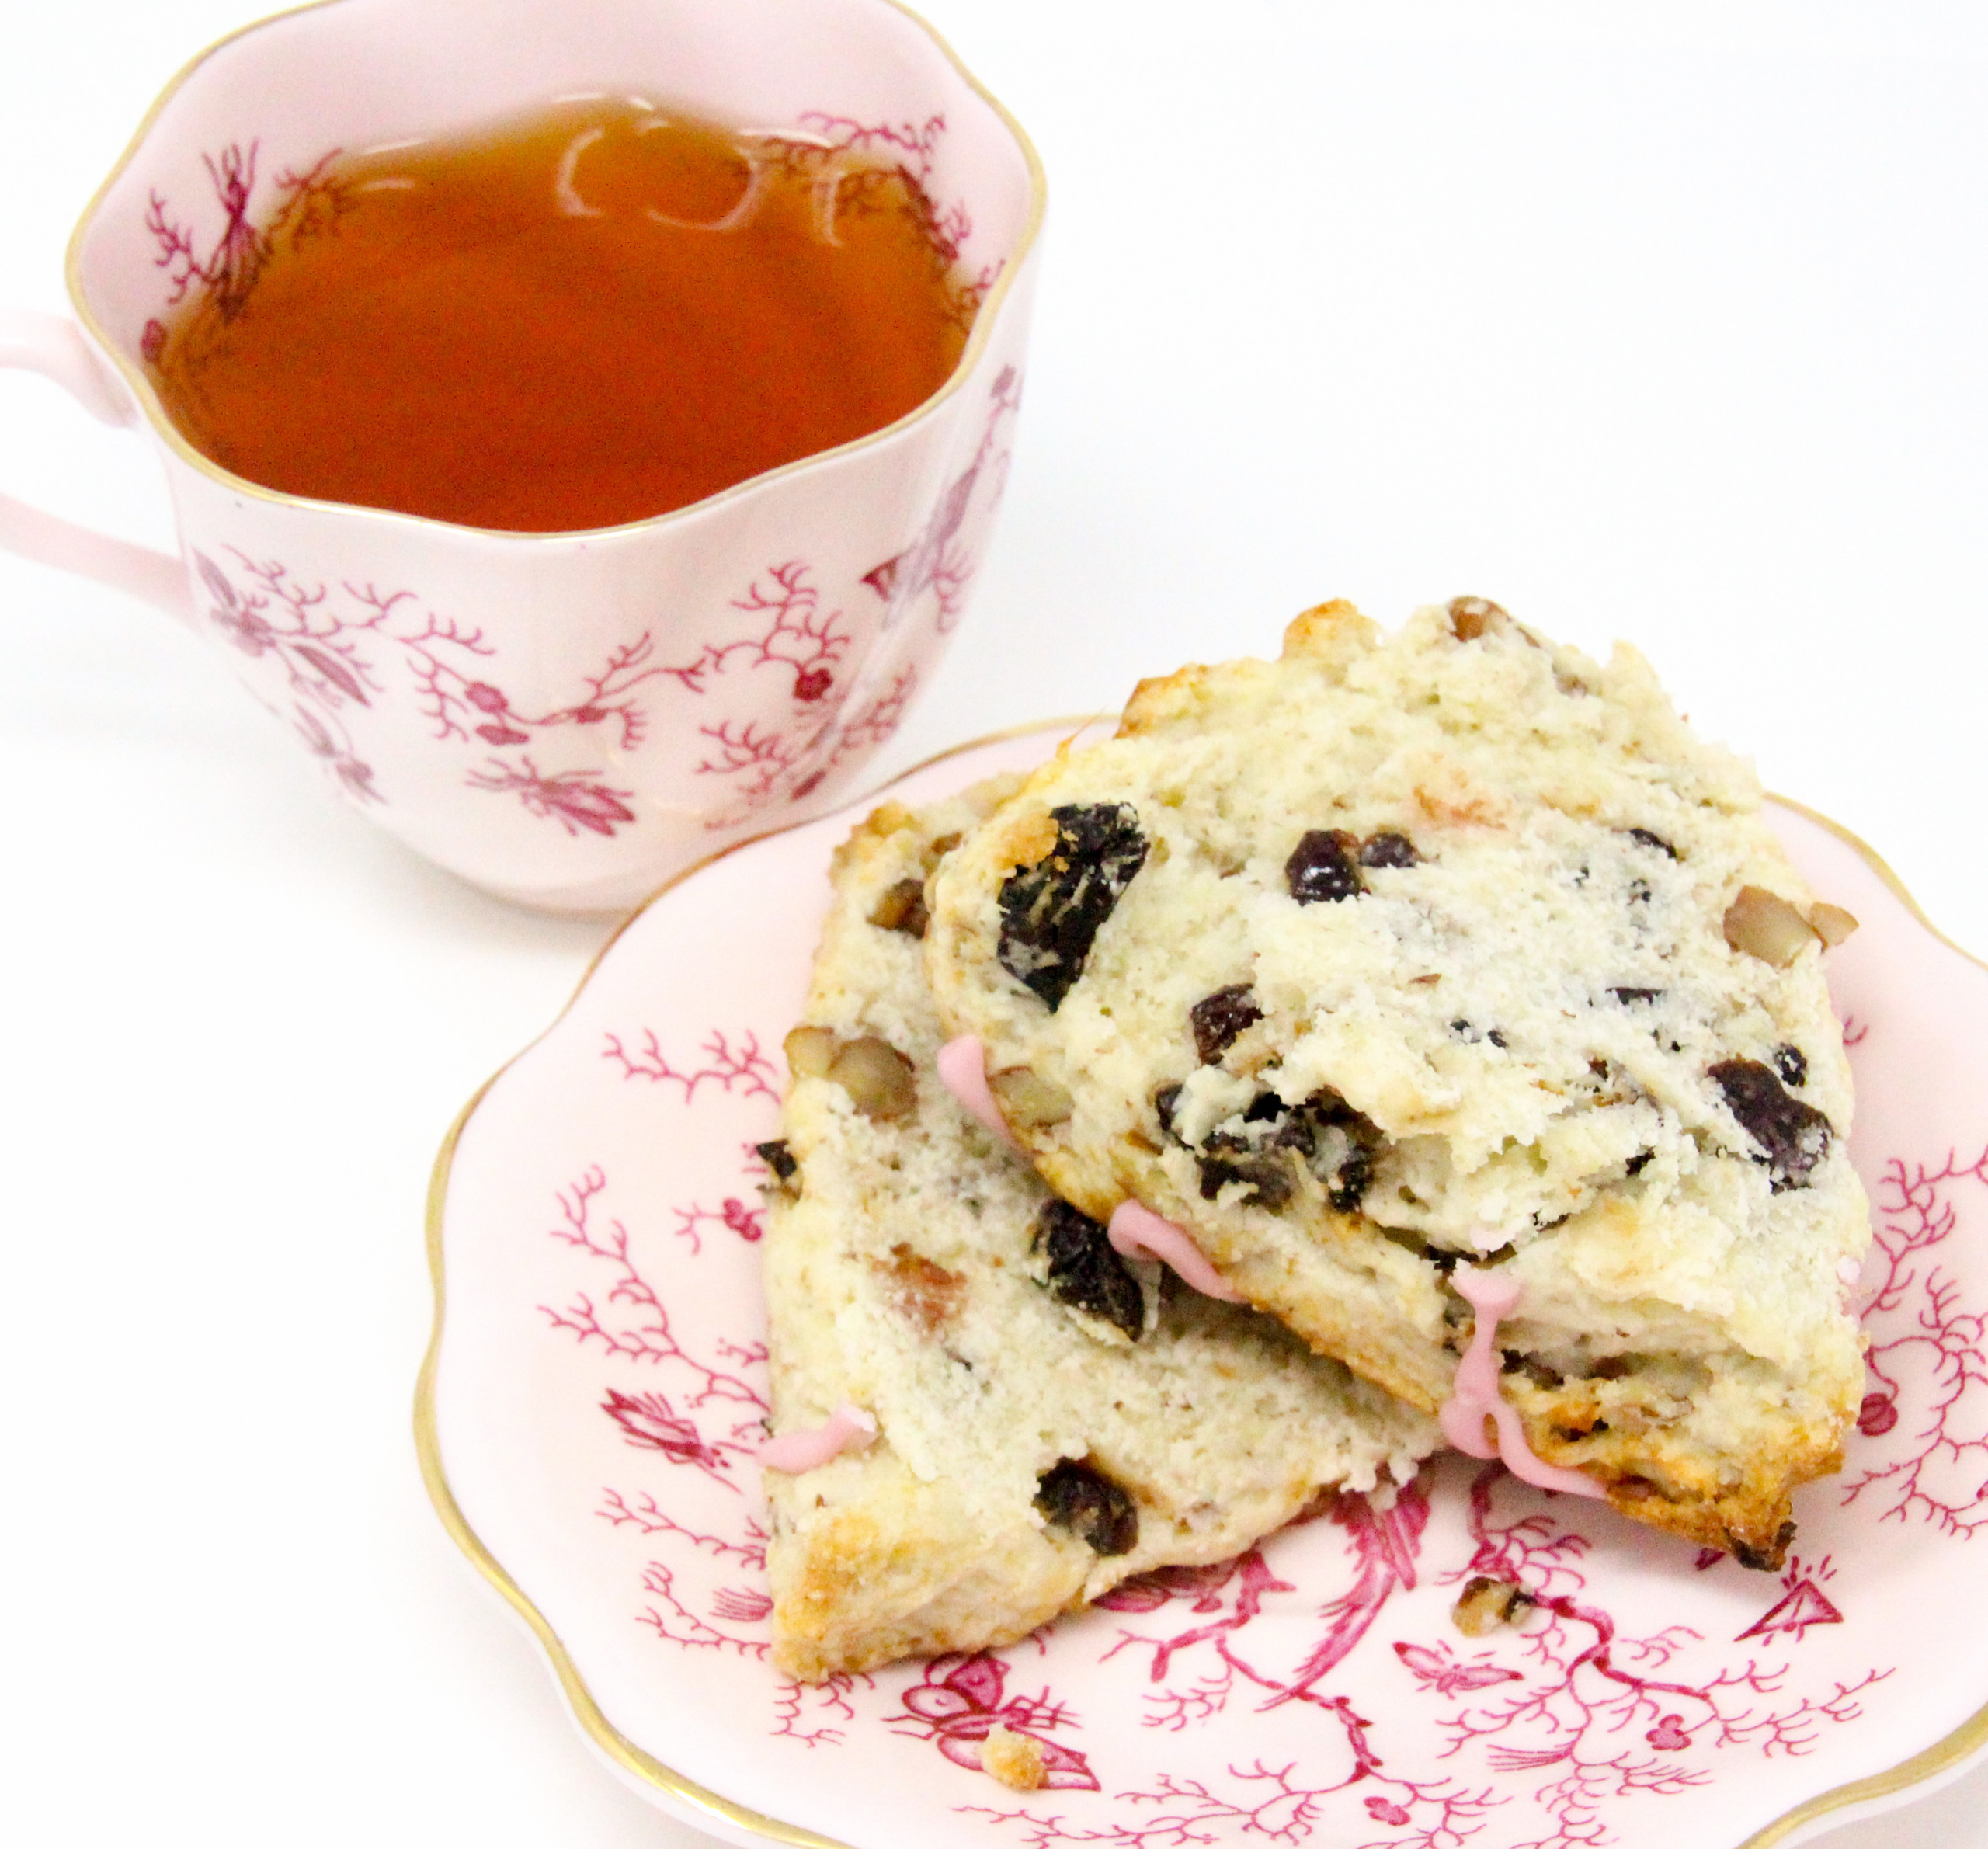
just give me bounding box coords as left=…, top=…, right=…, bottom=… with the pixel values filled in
left=922, top=598, right=1871, bottom=1568
left=760, top=781, right=1439, bottom=1681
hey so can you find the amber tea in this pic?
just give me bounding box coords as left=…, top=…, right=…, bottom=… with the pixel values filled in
left=145, top=100, right=978, bottom=530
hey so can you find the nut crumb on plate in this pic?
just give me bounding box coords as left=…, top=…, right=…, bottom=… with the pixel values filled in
left=980, top=1724, right=1046, bottom=1791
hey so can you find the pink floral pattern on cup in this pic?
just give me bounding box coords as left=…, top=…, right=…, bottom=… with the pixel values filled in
left=171, top=357, right=1021, bottom=861
left=427, top=729, right=1988, bottom=1848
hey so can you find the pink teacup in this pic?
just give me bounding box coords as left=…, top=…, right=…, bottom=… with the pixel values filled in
left=0, top=0, right=1042, bottom=912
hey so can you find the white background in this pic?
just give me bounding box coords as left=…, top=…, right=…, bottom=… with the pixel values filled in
left=3, top=2, right=1986, bottom=1844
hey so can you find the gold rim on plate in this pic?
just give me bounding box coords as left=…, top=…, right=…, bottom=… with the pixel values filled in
left=415, top=731, right=1988, bottom=1849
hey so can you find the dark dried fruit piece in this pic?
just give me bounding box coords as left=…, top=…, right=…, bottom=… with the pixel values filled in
left=1197, top=1153, right=1292, bottom=1208
left=1502, top=1351, right=1565, bottom=1389
left=1359, top=831, right=1420, bottom=869
left=1625, top=827, right=1680, bottom=860
left=1161, top=1082, right=1375, bottom=1215
left=1032, top=1199, right=1144, bottom=1341
left=1269, top=1087, right=1379, bottom=1212
left=1326, top=1142, right=1374, bottom=1213
left=997, top=804, right=1149, bottom=1011
left=1286, top=829, right=1363, bottom=904
left=868, top=877, right=929, bottom=938
left=1270, top=1108, right=1314, bottom=1155
left=1035, top=1459, right=1138, bottom=1555
left=1708, top=1058, right=1833, bottom=1190
left=1190, top=984, right=1263, bottom=1064
left=1774, top=1044, right=1809, bottom=1087
left=756, top=1139, right=798, bottom=1183
left=1625, top=1149, right=1655, bottom=1176
left=1302, top=1087, right=1364, bottom=1124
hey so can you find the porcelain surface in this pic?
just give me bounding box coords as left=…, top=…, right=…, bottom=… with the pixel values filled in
left=424, top=726, right=1988, bottom=1849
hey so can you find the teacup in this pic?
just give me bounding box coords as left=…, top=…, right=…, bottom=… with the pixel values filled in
left=0, top=0, right=1041, bottom=912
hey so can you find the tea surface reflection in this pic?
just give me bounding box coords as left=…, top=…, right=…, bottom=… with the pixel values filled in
left=147, top=99, right=977, bottom=530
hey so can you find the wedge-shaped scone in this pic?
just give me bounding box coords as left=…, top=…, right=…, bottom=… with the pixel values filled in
left=761, top=781, right=1438, bottom=1681
left=923, top=600, right=1872, bottom=1569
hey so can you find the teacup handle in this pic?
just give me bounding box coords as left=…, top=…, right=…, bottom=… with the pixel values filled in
left=0, top=309, right=193, bottom=623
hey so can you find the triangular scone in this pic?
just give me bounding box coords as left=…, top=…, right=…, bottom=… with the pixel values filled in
left=760, top=782, right=1438, bottom=1682
left=923, top=600, right=1872, bottom=1569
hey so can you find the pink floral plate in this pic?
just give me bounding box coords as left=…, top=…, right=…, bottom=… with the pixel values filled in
left=419, top=725, right=1988, bottom=1849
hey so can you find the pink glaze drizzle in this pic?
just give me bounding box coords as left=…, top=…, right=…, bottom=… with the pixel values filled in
left=937, top=1034, right=1024, bottom=1152
left=758, top=1402, right=878, bottom=1474
left=1438, top=1267, right=1607, bottom=1500
left=1108, top=1201, right=1245, bottom=1302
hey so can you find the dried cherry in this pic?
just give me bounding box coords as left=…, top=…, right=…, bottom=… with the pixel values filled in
left=1190, top=984, right=1263, bottom=1064
left=996, top=804, right=1149, bottom=1010
left=1034, top=1459, right=1138, bottom=1555
left=1032, top=1200, right=1143, bottom=1341
left=1708, top=1058, right=1832, bottom=1190
left=1197, top=1153, right=1292, bottom=1208
left=756, top=1139, right=798, bottom=1183
left=1285, top=829, right=1363, bottom=904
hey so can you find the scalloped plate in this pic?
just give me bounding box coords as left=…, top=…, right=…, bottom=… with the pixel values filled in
left=421, top=724, right=1988, bottom=1849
